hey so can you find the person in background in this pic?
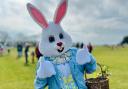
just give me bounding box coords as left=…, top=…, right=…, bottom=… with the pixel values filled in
left=17, top=43, right=23, bottom=58
left=7, top=48, right=10, bottom=54
left=35, top=46, right=43, bottom=60
left=31, top=51, right=35, bottom=64
left=80, top=42, right=84, bottom=49
left=87, top=42, right=93, bottom=53
left=24, top=44, right=30, bottom=64
left=76, top=42, right=80, bottom=48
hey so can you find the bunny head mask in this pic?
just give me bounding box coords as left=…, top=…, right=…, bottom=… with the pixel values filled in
left=27, top=0, right=72, bottom=57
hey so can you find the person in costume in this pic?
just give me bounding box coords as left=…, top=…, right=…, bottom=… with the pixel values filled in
left=26, top=0, right=97, bottom=89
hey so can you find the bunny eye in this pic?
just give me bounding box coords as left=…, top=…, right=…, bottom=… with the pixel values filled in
left=49, top=36, right=55, bottom=43
left=59, top=33, right=64, bottom=39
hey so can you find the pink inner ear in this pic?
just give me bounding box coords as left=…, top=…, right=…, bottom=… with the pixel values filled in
left=28, top=4, right=48, bottom=28
left=54, top=0, right=67, bottom=24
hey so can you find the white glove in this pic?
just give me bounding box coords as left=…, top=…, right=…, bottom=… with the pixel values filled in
left=37, top=60, right=56, bottom=79
left=76, top=46, right=91, bottom=65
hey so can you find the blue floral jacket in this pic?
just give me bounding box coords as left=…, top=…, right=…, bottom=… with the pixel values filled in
left=34, top=48, right=97, bottom=89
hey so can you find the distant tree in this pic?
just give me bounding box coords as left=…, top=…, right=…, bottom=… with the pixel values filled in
left=121, top=36, right=128, bottom=45
left=0, top=31, right=9, bottom=45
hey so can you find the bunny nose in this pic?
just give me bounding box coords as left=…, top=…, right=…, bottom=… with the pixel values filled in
left=57, top=42, right=63, bottom=46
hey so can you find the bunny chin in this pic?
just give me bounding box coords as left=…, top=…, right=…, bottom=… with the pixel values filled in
left=27, top=0, right=72, bottom=57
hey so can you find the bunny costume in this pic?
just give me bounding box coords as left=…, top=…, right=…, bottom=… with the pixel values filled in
left=26, top=0, right=97, bottom=89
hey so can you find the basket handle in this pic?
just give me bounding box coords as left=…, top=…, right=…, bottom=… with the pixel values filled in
left=84, top=63, right=103, bottom=80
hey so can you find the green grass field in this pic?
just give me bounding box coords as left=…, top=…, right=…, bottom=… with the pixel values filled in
left=0, top=46, right=128, bottom=89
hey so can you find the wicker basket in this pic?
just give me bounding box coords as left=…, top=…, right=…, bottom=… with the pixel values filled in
left=86, top=78, right=109, bottom=89
left=85, top=63, right=110, bottom=89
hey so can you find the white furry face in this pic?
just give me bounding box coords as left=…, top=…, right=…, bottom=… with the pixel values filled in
left=27, top=1, right=71, bottom=57
left=39, top=22, right=72, bottom=57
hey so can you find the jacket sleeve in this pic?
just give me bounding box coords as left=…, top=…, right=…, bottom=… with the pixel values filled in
left=34, top=77, right=48, bottom=89
left=34, top=59, right=48, bottom=89
left=84, top=54, right=97, bottom=74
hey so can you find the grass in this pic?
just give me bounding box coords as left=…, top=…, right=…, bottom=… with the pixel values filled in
left=0, top=46, right=128, bottom=89
left=93, top=45, right=128, bottom=89
left=0, top=48, right=36, bottom=89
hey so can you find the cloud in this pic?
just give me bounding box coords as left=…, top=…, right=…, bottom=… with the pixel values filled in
left=0, top=0, right=41, bottom=35
left=0, top=0, right=128, bottom=45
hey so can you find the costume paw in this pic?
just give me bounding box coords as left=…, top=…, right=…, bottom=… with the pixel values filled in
left=37, top=60, right=56, bottom=78
left=76, top=47, right=91, bottom=65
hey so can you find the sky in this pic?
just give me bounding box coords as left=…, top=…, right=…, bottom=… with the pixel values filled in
left=0, top=0, right=128, bottom=45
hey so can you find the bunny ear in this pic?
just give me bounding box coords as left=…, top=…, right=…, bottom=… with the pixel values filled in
left=54, top=0, right=68, bottom=24
left=27, top=3, right=48, bottom=29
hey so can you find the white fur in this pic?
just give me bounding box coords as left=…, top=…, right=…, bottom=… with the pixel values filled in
left=39, top=22, right=72, bottom=57
left=76, top=47, right=91, bottom=65
left=37, top=58, right=56, bottom=78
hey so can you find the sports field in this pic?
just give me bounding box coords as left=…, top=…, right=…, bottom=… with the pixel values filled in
left=0, top=46, right=128, bottom=89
